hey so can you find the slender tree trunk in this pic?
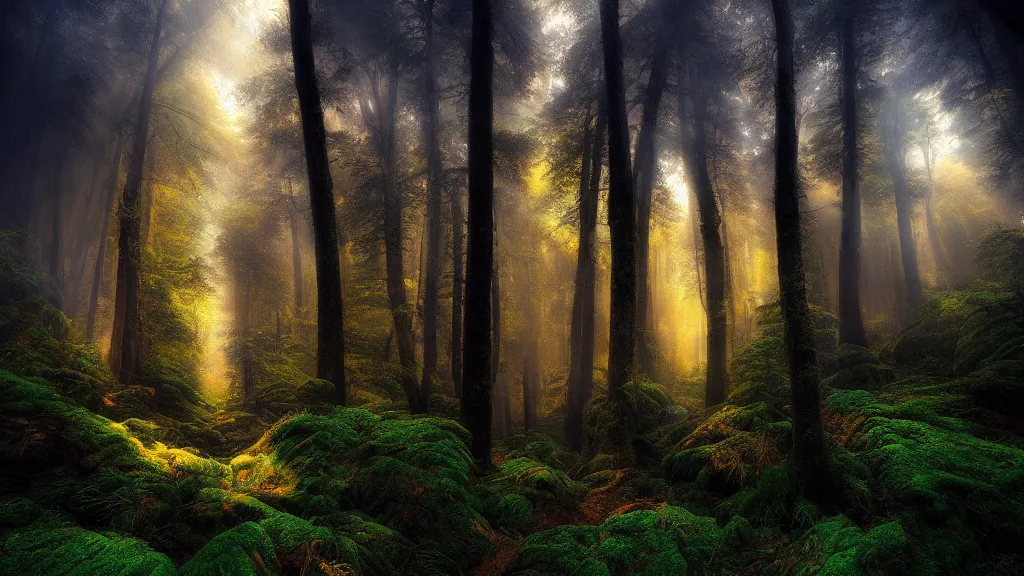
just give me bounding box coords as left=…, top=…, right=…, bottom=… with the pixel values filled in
left=462, top=0, right=495, bottom=467
left=567, top=103, right=594, bottom=451
left=882, top=96, right=923, bottom=313
left=771, top=0, right=838, bottom=505
left=421, top=0, right=444, bottom=407
left=451, top=185, right=465, bottom=398
left=523, top=273, right=539, bottom=432
left=88, top=137, right=123, bottom=343
left=287, top=177, right=304, bottom=315
left=678, top=53, right=727, bottom=406
left=918, top=138, right=951, bottom=284
left=140, top=143, right=157, bottom=247
left=838, top=16, right=867, bottom=346
left=236, top=267, right=255, bottom=407
left=112, top=0, right=168, bottom=383
left=599, top=0, right=637, bottom=395
left=566, top=99, right=604, bottom=451
left=288, top=0, right=346, bottom=403
left=635, top=34, right=671, bottom=377
left=367, top=66, right=424, bottom=414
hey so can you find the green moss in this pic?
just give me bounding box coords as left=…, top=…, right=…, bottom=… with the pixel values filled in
left=770, top=516, right=910, bottom=576
left=507, top=505, right=728, bottom=576
left=583, top=377, right=676, bottom=462
left=823, top=345, right=893, bottom=391
left=0, top=510, right=176, bottom=576
left=180, top=522, right=279, bottom=576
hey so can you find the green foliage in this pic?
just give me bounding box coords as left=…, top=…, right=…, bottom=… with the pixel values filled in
left=179, top=522, right=279, bottom=576
left=474, top=457, right=588, bottom=530
left=826, top=388, right=1024, bottom=571
left=506, top=506, right=730, bottom=576
left=768, top=516, right=910, bottom=576
left=823, top=344, right=893, bottom=391
left=975, top=227, right=1024, bottom=294
left=584, top=377, right=677, bottom=464
left=0, top=505, right=177, bottom=576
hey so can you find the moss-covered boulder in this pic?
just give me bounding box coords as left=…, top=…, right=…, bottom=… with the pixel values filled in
left=506, top=505, right=730, bottom=576
left=769, top=516, right=910, bottom=576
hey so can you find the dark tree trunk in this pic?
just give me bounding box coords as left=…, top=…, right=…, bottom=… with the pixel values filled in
left=634, top=8, right=674, bottom=378
left=566, top=99, right=604, bottom=452
left=462, top=0, right=495, bottom=467
left=678, top=64, right=727, bottom=407
left=838, top=16, right=867, bottom=346
left=599, top=0, right=638, bottom=395
left=451, top=185, right=466, bottom=398
left=771, top=0, right=838, bottom=505
left=365, top=66, right=424, bottom=414
left=522, top=274, right=539, bottom=432
left=288, top=0, right=347, bottom=403
left=421, top=0, right=443, bottom=407
left=287, top=178, right=304, bottom=315
left=86, top=136, right=123, bottom=343
left=140, top=143, right=156, bottom=247
left=112, top=0, right=168, bottom=383
left=882, top=96, right=923, bottom=313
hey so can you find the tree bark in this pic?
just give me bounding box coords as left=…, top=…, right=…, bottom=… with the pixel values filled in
left=882, top=96, right=923, bottom=313
left=451, top=185, right=465, bottom=398
left=364, top=65, right=424, bottom=414
left=522, top=272, right=539, bottom=432
left=140, top=143, right=157, bottom=248
left=421, top=0, right=444, bottom=407
left=112, top=0, right=168, bottom=383
left=86, top=136, right=123, bottom=343
left=287, top=177, right=304, bottom=315
left=838, top=16, right=868, bottom=346
left=635, top=5, right=675, bottom=378
left=566, top=99, right=603, bottom=452
left=599, top=0, right=638, bottom=395
left=682, top=90, right=728, bottom=407
left=462, top=0, right=495, bottom=467
left=771, top=0, right=839, bottom=505
left=288, top=0, right=347, bottom=403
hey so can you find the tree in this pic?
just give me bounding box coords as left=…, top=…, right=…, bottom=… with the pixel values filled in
left=599, top=0, right=637, bottom=395
left=566, top=95, right=605, bottom=451
left=880, top=91, right=923, bottom=313
left=462, top=0, right=495, bottom=467
left=678, top=42, right=729, bottom=407
left=420, top=0, right=444, bottom=407
left=85, top=135, right=123, bottom=343
left=287, top=0, right=347, bottom=404
left=837, top=14, right=868, bottom=347
left=771, top=0, right=839, bottom=504
left=111, top=0, right=170, bottom=383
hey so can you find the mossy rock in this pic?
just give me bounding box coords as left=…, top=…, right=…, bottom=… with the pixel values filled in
left=823, top=344, right=893, bottom=391
left=0, top=509, right=177, bottom=576
left=179, top=522, right=279, bottom=576
left=583, top=378, right=675, bottom=463
left=769, top=516, right=910, bottom=576
left=506, top=505, right=727, bottom=576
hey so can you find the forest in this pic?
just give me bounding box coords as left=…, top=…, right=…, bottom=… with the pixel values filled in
left=1, top=0, right=1023, bottom=573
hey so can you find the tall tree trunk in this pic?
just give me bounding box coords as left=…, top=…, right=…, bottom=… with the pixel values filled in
left=451, top=185, right=465, bottom=398
left=882, top=96, right=923, bottom=313
left=522, top=271, right=539, bottom=432
left=566, top=98, right=604, bottom=452
left=88, top=137, right=123, bottom=343
left=236, top=267, right=255, bottom=407
left=635, top=33, right=671, bottom=377
left=491, top=241, right=511, bottom=438
left=599, top=0, right=638, bottom=395
left=287, top=177, right=304, bottom=315
left=140, top=143, right=157, bottom=247
left=838, top=16, right=868, bottom=346
left=771, top=0, right=838, bottom=505
left=366, top=65, right=424, bottom=414
left=462, top=0, right=495, bottom=467
left=288, top=0, right=346, bottom=403
left=49, top=140, right=67, bottom=311
left=421, top=0, right=443, bottom=407
left=112, top=0, right=168, bottom=383
left=678, top=56, right=727, bottom=407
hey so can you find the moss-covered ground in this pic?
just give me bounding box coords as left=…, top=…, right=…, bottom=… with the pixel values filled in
left=3, top=235, right=1024, bottom=575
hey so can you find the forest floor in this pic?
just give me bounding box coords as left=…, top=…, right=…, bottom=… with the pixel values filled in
left=3, top=243, right=1024, bottom=574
